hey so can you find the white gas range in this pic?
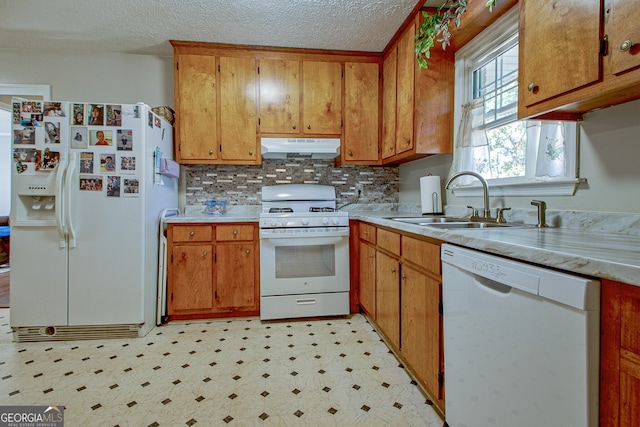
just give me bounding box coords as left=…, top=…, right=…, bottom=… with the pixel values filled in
left=259, top=184, right=350, bottom=320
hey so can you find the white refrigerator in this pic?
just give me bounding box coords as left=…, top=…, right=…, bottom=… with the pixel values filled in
left=10, top=100, right=178, bottom=341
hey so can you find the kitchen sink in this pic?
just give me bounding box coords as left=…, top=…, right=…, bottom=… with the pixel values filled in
left=385, top=216, right=467, bottom=225
left=386, top=216, right=532, bottom=229
left=424, top=222, right=527, bottom=229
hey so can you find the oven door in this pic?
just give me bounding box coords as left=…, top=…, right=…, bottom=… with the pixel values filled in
left=260, top=228, right=350, bottom=296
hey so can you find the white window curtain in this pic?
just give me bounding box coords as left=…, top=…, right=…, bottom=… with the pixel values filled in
left=449, top=100, right=569, bottom=185
left=448, top=98, right=490, bottom=186
left=526, top=121, right=567, bottom=178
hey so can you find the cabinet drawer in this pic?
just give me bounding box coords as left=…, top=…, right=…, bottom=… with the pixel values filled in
left=360, top=223, right=376, bottom=244
left=402, top=236, right=440, bottom=276
left=216, top=224, right=254, bottom=241
left=377, top=228, right=400, bottom=256
left=171, top=225, right=213, bottom=242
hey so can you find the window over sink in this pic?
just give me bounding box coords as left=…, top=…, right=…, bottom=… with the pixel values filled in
left=450, top=7, right=582, bottom=197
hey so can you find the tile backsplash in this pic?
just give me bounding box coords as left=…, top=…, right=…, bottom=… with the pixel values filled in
left=185, top=159, right=399, bottom=207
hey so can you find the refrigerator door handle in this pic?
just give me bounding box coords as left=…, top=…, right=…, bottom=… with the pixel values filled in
left=55, top=152, right=68, bottom=248
left=65, top=151, right=77, bottom=248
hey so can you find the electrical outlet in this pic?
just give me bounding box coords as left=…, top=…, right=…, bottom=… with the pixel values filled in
left=355, top=183, right=364, bottom=196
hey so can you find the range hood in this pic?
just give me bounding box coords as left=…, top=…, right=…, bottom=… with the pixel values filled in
left=261, top=137, right=340, bottom=159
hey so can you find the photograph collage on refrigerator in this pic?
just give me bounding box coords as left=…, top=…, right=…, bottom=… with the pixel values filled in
left=12, top=101, right=63, bottom=173
left=11, top=100, right=140, bottom=198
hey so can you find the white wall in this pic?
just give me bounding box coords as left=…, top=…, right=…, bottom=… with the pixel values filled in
left=400, top=99, right=640, bottom=214
left=0, top=49, right=174, bottom=106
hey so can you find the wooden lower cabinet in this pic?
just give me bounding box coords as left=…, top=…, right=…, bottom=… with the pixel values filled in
left=401, top=264, right=443, bottom=409
left=167, top=223, right=259, bottom=319
left=376, top=251, right=400, bottom=349
left=355, top=222, right=444, bottom=414
left=170, top=243, right=214, bottom=313
left=601, top=279, right=640, bottom=427
left=359, top=241, right=376, bottom=318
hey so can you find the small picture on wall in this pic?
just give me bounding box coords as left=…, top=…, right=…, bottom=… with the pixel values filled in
left=123, top=178, right=139, bottom=197
left=87, top=104, right=104, bottom=126
left=155, top=116, right=161, bottom=128
left=117, top=129, right=133, bottom=151
left=71, top=127, right=88, bottom=149
left=148, top=111, right=153, bottom=128
left=73, top=103, right=85, bottom=125
left=119, top=155, right=136, bottom=173
left=91, top=129, right=112, bottom=146
left=12, top=102, right=21, bottom=124
left=80, top=152, right=94, bottom=173
left=100, top=153, right=116, bottom=173
left=106, top=104, right=122, bottom=126
left=79, top=175, right=103, bottom=191
left=106, top=176, right=120, bottom=197
left=21, top=101, right=42, bottom=114
left=13, top=147, right=38, bottom=163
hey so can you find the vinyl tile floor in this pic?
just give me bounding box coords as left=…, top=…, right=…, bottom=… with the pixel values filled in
left=0, top=310, right=445, bottom=426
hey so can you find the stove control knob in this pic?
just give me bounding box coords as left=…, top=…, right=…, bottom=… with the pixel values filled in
left=322, top=217, right=330, bottom=225
left=270, top=220, right=278, bottom=227
left=302, top=219, right=310, bottom=226
left=280, top=220, right=287, bottom=227
left=332, top=218, right=340, bottom=225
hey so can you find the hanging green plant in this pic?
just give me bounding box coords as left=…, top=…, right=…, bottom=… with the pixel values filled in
left=415, top=0, right=496, bottom=70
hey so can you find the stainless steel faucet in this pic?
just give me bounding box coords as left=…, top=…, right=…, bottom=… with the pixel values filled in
left=531, top=200, right=547, bottom=228
left=445, top=171, right=491, bottom=219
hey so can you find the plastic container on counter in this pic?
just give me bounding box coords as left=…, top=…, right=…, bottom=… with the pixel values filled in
left=205, top=199, right=227, bottom=215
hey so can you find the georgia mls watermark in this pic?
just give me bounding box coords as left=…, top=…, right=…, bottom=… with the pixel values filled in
left=0, top=406, right=64, bottom=427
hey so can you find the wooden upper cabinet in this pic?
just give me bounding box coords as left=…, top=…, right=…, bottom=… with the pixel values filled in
left=302, top=61, right=342, bottom=135
left=382, top=50, right=397, bottom=160
left=343, top=62, right=380, bottom=163
left=175, top=54, right=218, bottom=161
left=219, top=56, right=259, bottom=163
left=609, top=0, right=640, bottom=76
left=519, top=0, right=602, bottom=111
left=395, top=22, right=416, bottom=156
left=259, top=59, right=300, bottom=134
left=380, top=11, right=453, bottom=165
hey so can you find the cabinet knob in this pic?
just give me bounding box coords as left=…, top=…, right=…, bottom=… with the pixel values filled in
left=245, top=249, right=250, bottom=255
left=363, top=230, right=368, bottom=235
left=401, top=274, right=406, bottom=280
left=209, top=149, right=214, bottom=155
left=202, top=251, right=208, bottom=257
left=620, top=40, right=633, bottom=52
left=233, top=230, right=238, bottom=236
left=249, top=150, right=253, bottom=155
left=292, top=124, right=297, bottom=130
left=405, top=138, right=410, bottom=144
left=369, top=254, right=374, bottom=259
left=189, top=231, right=195, bottom=236
left=391, top=268, right=396, bottom=273
left=389, top=146, right=394, bottom=152
left=527, top=82, right=536, bottom=92
left=307, top=124, right=311, bottom=130
left=348, top=150, right=353, bottom=156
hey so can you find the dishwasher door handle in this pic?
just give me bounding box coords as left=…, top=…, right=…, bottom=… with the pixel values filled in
left=474, top=275, right=513, bottom=296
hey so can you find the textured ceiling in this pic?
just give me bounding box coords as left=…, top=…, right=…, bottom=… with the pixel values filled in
left=0, top=0, right=423, bottom=57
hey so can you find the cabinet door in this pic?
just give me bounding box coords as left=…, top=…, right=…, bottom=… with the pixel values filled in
left=382, top=49, right=397, bottom=160
left=359, top=241, right=376, bottom=318
left=401, top=265, right=443, bottom=405
left=519, top=0, right=601, bottom=108
left=344, top=62, right=379, bottom=162
left=175, top=54, right=217, bottom=161
left=219, top=56, right=259, bottom=162
left=609, top=0, right=640, bottom=75
left=395, top=23, right=415, bottom=155
left=170, top=244, right=213, bottom=313
left=302, top=61, right=342, bottom=134
left=376, top=251, right=400, bottom=349
left=259, top=59, right=300, bottom=133
left=215, top=243, right=257, bottom=311
left=601, top=280, right=640, bottom=427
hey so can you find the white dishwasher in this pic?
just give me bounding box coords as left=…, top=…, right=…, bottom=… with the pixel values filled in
left=441, top=244, right=600, bottom=427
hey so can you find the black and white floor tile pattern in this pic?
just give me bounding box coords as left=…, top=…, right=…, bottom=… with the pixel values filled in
left=0, top=310, right=443, bottom=426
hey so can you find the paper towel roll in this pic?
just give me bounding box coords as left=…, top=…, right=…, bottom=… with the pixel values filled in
left=420, top=176, right=443, bottom=214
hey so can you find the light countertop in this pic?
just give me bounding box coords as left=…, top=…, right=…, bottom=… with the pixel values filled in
left=166, top=206, right=640, bottom=286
